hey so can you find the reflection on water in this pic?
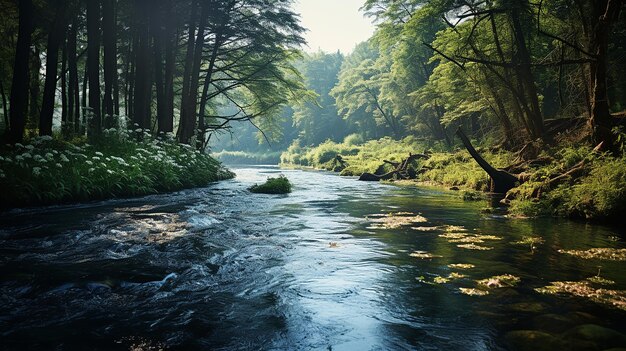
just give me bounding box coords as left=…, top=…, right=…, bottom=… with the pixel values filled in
left=0, top=166, right=625, bottom=350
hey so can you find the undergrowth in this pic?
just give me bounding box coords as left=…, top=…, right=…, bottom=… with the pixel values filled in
left=0, top=129, right=234, bottom=208
left=281, top=135, right=625, bottom=221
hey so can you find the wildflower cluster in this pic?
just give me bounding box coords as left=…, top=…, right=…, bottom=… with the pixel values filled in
left=0, top=132, right=234, bottom=208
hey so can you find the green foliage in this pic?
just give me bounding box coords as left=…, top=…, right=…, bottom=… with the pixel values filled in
left=249, top=175, right=292, bottom=194
left=213, top=150, right=282, bottom=165
left=508, top=148, right=626, bottom=220
left=0, top=131, right=233, bottom=208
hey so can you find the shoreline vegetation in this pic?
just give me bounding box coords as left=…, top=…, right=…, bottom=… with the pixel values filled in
left=279, top=133, right=626, bottom=222
left=0, top=130, right=234, bottom=209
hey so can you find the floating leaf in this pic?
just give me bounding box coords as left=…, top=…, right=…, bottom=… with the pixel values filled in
left=477, top=274, right=521, bottom=288
left=535, top=280, right=626, bottom=311
left=439, top=233, right=468, bottom=240
left=368, top=212, right=428, bottom=229
left=586, top=276, right=615, bottom=285
left=434, top=276, right=450, bottom=284
left=459, top=288, right=489, bottom=296
left=410, top=251, right=442, bottom=259
left=457, top=243, right=493, bottom=250
left=411, top=226, right=440, bottom=231
left=558, top=248, right=626, bottom=261
left=445, top=225, right=468, bottom=232
left=448, top=263, right=475, bottom=269
left=448, top=272, right=467, bottom=279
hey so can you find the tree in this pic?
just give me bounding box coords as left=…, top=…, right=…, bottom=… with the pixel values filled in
left=8, top=0, right=33, bottom=142
left=39, top=0, right=67, bottom=136
left=86, top=0, right=102, bottom=138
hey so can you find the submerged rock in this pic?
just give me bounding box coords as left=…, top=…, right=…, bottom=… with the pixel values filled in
left=533, top=313, right=577, bottom=334
left=561, top=324, right=626, bottom=350
left=504, top=330, right=565, bottom=351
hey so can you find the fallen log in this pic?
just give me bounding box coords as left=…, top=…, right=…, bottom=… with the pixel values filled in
left=456, top=127, right=519, bottom=193
left=359, top=153, right=428, bottom=181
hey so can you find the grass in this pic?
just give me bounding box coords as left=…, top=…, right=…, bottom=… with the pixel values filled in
left=213, top=150, right=282, bottom=164
left=0, top=129, right=234, bottom=208
left=280, top=135, right=626, bottom=221
left=249, top=175, right=292, bottom=194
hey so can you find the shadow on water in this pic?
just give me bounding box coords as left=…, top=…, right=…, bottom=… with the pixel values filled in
left=0, top=166, right=625, bottom=350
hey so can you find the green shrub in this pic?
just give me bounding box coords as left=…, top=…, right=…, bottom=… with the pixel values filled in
left=249, top=175, right=292, bottom=194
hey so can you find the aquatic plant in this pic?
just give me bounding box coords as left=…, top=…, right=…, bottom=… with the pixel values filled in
left=558, top=248, right=626, bottom=261
left=477, top=274, right=521, bottom=288
left=448, top=263, right=475, bottom=269
left=367, top=212, right=428, bottom=229
left=409, top=251, right=442, bottom=259
left=248, top=175, right=292, bottom=194
left=457, top=243, right=493, bottom=250
left=459, top=288, right=489, bottom=296
left=535, top=281, right=626, bottom=311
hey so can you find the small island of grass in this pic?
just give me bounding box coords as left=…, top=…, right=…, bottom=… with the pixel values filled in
left=249, top=175, right=292, bottom=194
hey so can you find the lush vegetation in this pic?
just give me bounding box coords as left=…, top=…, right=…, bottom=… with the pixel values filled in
left=0, top=0, right=307, bottom=207
left=249, top=175, right=292, bottom=194
left=280, top=134, right=626, bottom=221
left=0, top=130, right=233, bottom=208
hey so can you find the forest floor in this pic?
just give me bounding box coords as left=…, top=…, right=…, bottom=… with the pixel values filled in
left=280, top=134, right=626, bottom=222
left=0, top=130, right=234, bottom=209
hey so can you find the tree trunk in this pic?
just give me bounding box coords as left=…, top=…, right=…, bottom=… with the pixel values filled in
left=510, top=5, right=544, bottom=139
left=197, top=31, right=223, bottom=149
left=456, top=127, right=519, bottom=193
left=163, top=4, right=176, bottom=134
left=68, top=19, right=80, bottom=134
left=132, top=0, right=153, bottom=130
left=61, top=40, right=68, bottom=130
left=589, top=0, right=623, bottom=150
left=1, top=79, right=9, bottom=135
left=178, top=0, right=202, bottom=144
left=102, top=0, right=117, bottom=128
left=28, top=47, right=41, bottom=132
left=40, top=0, right=66, bottom=136
left=87, top=0, right=102, bottom=139
left=9, top=0, right=33, bottom=143
left=81, top=63, right=88, bottom=134
left=152, top=1, right=167, bottom=135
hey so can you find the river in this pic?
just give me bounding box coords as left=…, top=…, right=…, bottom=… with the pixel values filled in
left=1, top=166, right=625, bottom=350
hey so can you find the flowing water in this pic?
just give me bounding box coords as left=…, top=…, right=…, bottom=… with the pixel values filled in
left=1, top=166, right=625, bottom=350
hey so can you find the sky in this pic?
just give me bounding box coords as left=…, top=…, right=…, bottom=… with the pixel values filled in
left=293, top=0, right=376, bottom=54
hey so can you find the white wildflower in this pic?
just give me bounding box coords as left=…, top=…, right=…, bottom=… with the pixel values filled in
left=95, top=151, right=104, bottom=156
left=25, top=144, right=34, bottom=150
left=88, top=168, right=95, bottom=172
left=60, top=154, right=70, bottom=162
left=32, top=167, right=41, bottom=176
left=56, top=163, right=62, bottom=168
left=92, top=156, right=100, bottom=161
left=86, top=160, right=93, bottom=165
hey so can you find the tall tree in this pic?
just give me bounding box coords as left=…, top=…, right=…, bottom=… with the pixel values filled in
left=39, top=0, right=67, bottom=136
left=8, top=0, right=33, bottom=142
left=86, top=0, right=102, bottom=138
left=102, top=0, right=117, bottom=128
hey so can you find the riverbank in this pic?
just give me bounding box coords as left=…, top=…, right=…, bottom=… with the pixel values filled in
left=280, top=136, right=626, bottom=222
left=0, top=130, right=234, bottom=209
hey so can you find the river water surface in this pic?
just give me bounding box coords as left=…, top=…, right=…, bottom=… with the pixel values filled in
left=1, top=166, right=625, bottom=350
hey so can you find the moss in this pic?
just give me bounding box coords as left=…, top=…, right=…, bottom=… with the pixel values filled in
left=249, top=175, right=292, bottom=194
